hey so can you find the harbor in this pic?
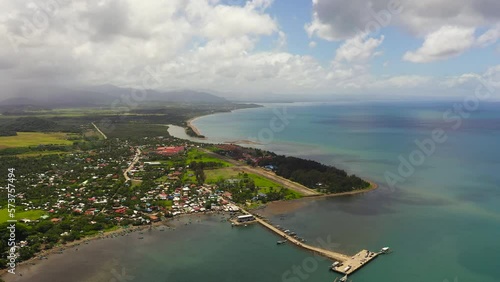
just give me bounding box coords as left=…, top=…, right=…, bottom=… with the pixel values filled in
left=234, top=208, right=389, bottom=279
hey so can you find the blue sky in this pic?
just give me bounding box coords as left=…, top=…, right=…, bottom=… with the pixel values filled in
left=0, top=0, right=499, bottom=99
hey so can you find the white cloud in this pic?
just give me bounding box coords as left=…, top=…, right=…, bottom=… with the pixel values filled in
left=334, top=34, right=384, bottom=63
left=403, top=26, right=475, bottom=63
left=0, top=0, right=497, bottom=99
left=476, top=24, right=500, bottom=47
left=307, top=0, right=500, bottom=40
left=307, top=0, right=500, bottom=63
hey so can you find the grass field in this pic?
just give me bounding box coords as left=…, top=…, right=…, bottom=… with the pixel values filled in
left=205, top=168, right=302, bottom=199
left=0, top=132, right=76, bottom=148
left=186, top=148, right=232, bottom=167
left=205, top=167, right=241, bottom=182
left=0, top=209, right=47, bottom=222
left=205, top=168, right=282, bottom=189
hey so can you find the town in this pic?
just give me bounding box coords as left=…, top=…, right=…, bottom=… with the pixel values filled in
left=0, top=118, right=370, bottom=269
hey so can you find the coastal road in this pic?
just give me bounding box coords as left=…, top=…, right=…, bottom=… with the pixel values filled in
left=91, top=122, right=108, bottom=140
left=124, top=147, right=141, bottom=182
left=201, top=149, right=321, bottom=196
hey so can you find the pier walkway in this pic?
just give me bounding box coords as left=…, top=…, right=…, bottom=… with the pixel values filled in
left=235, top=206, right=383, bottom=276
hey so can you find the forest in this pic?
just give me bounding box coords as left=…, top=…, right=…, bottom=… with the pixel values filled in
left=258, top=155, right=370, bottom=193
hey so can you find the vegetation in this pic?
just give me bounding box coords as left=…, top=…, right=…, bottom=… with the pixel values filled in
left=187, top=148, right=232, bottom=167
left=0, top=132, right=77, bottom=148
left=258, top=155, right=370, bottom=193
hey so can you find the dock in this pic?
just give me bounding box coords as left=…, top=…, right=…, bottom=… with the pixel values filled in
left=229, top=218, right=258, bottom=226
left=330, top=249, right=379, bottom=275
left=236, top=206, right=385, bottom=277
left=254, top=216, right=350, bottom=262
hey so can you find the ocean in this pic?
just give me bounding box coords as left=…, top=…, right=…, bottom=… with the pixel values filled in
left=186, top=101, right=500, bottom=282
left=14, top=102, right=500, bottom=282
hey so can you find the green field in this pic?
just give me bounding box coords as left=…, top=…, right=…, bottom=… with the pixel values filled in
left=205, top=167, right=241, bottom=182
left=205, top=168, right=280, bottom=187
left=205, top=168, right=302, bottom=199
left=0, top=132, right=76, bottom=148
left=205, top=168, right=281, bottom=188
left=186, top=148, right=232, bottom=167
left=0, top=209, right=47, bottom=222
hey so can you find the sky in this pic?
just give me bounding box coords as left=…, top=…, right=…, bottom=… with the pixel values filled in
left=0, top=0, right=499, bottom=100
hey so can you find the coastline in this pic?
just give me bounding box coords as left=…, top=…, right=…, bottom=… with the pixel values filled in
left=254, top=180, right=379, bottom=216
left=320, top=180, right=378, bottom=199
left=0, top=224, right=154, bottom=279
left=1, top=213, right=229, bottom=281
left=186, top=117, right=206, bottom=139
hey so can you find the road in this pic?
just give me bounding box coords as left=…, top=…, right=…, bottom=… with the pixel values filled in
left=91, top=122, right=108, bottom=140
left=124, top=147, right=141, bottom=182
left=201, top=149, right=321, bottom=196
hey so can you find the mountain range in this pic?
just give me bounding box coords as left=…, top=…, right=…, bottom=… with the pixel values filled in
left=0, top=85, right=229, bottom=108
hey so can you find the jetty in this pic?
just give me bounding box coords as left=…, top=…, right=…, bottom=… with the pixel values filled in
left=237, top=207, right=384, bottom=276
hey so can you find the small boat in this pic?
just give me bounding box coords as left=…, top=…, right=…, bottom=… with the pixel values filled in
left=340, top=275, right=348, bottom=282
left=330, top=261, right=340, bottom=269
left=277, top=240, right=287, bottom=245
left=380, top=247, right=390, bottom=253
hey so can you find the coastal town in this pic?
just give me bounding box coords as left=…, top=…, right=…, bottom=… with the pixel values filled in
left=0, top=118, right=375, bottom=281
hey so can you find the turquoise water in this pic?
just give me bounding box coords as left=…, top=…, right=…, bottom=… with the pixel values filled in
left=20, top=102, right=499, bottom=282
left=188, top=102, right=500, bottom=282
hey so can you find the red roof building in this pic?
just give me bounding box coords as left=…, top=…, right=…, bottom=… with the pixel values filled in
left=156, top=146, right=185, bottom=156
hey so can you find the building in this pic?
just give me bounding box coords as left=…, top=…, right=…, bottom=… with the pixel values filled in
left=237, top=214, right=255, bottom=223
left=156, top=146, right=185, bottom=156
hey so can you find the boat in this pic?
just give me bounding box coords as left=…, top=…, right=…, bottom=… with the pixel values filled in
left=340, top=275, right=348, bottom=282
left=277, top=240, right=287, bottom=245
left=380, top=247, right=390, bottom=253
left=331, top=261, right=340, bottom=269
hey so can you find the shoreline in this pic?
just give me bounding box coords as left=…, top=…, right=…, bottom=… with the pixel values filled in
left=317, top=180, right=379, bottom=199
left=0, top=224, right=152, bottom=278
left=0, top=212, right=229, bottom=280
left=186, top=117, right=206, bottom=139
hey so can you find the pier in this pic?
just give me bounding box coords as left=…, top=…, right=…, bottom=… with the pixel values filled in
left=330, top=249, right=379, bottom=275
left=236, top=207, right=384, bottom=277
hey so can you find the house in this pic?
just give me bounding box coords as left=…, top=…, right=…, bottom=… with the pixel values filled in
left=149, top=215, right=160, bottom=222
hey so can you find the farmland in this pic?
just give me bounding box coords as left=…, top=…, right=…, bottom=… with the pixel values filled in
left=0, top=132, right=77, bottom=149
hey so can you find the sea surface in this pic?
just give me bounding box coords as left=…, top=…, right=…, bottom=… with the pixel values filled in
left=184, top=101, right=500, bottom=282
left=16, top=102, right=500, bottom=282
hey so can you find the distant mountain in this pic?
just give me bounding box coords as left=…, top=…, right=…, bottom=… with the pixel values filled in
left=0, top=85, right=230, bottom=108
left=84, top=84, right=229, bottom=104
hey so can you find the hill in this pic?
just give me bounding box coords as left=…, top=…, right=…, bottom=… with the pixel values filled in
left=0, top=85, right=230, bottom=109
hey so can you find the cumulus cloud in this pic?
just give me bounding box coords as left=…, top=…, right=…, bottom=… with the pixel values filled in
left=476, top=24, right=500, bottom=47
left=334, top=34, right=384, bottom=63
left=307, top=0, right=500, bottom=63
left=0, top=0, right=497, bottom=99
left=403, top=26, right=476, bottom=63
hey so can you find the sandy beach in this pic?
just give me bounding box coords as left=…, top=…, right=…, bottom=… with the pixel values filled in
left=186, top=117, right=206, bottom=138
